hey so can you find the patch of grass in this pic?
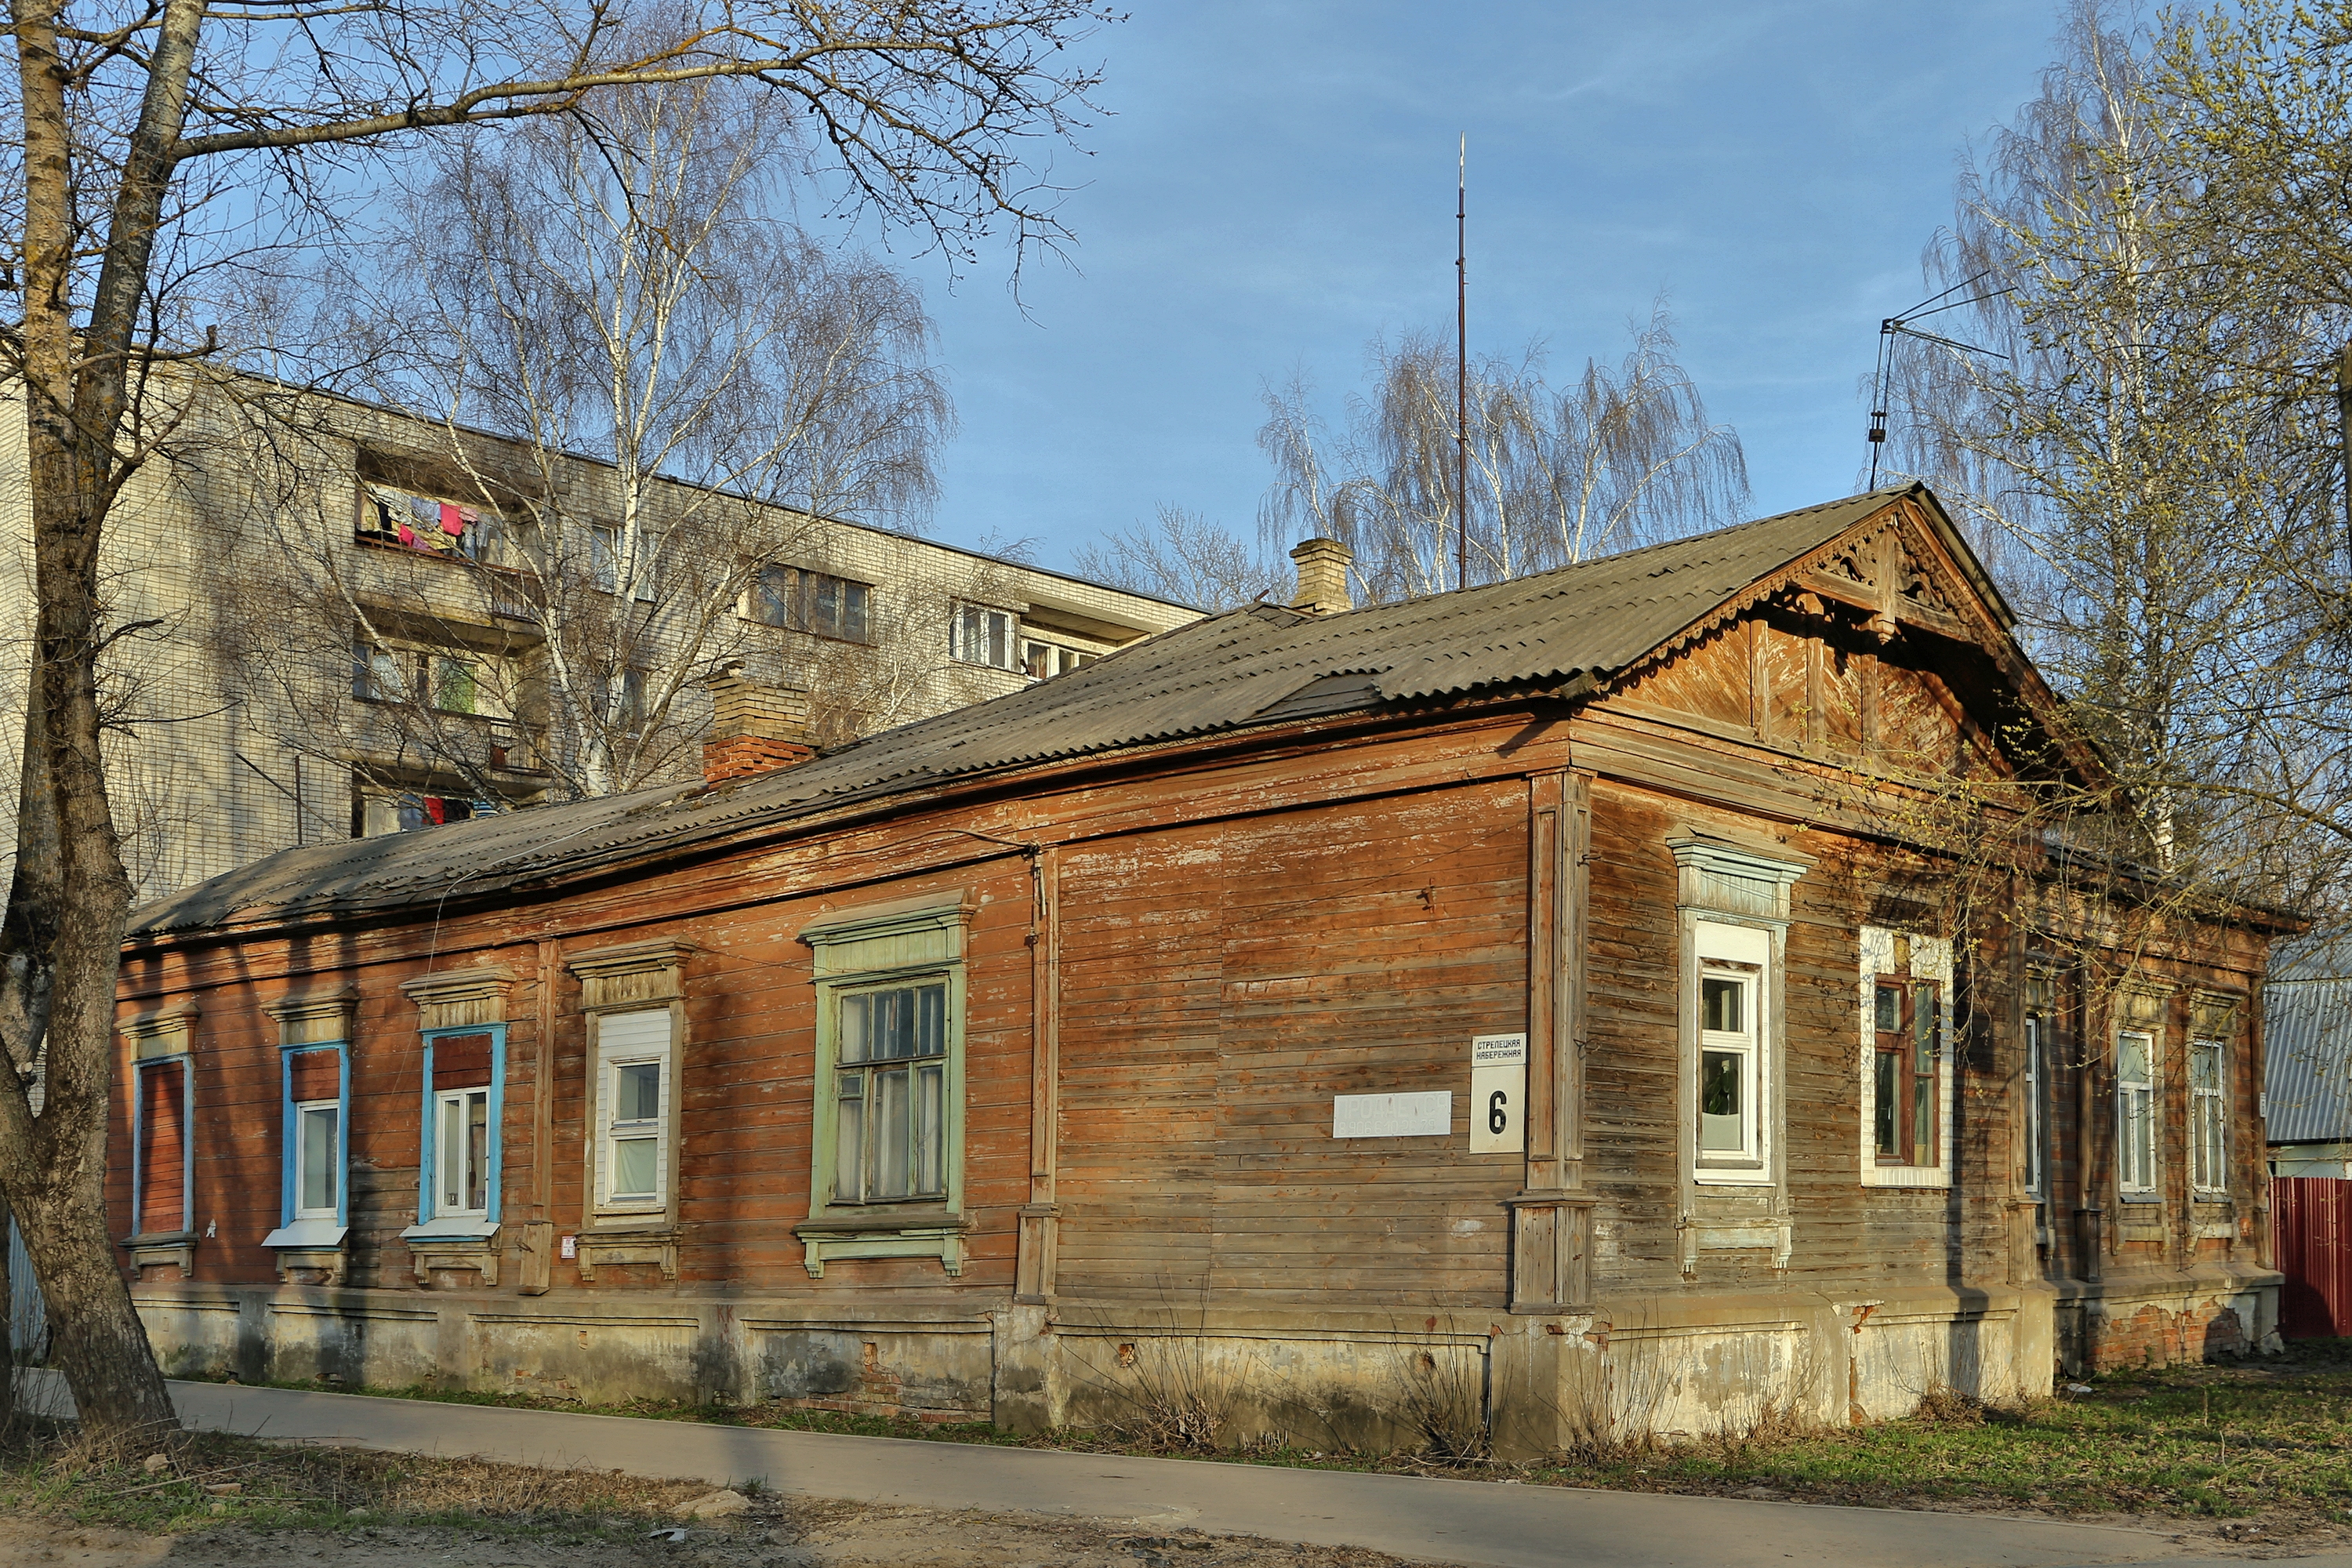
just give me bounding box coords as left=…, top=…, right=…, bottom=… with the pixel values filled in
left=1523, top=1344, right=2352, bottom=1530
left=0, top=1411, right=742, bottom=1540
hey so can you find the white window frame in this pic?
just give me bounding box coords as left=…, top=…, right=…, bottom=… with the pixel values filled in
left=2190, top=1034, right=2227, bottom=1196
left=591, top=1008, right=675, bottom=1215
left=747, top=563, right=873, bottom=642
left=1857, top=925, right=1955, bottom=1188
left=433, top=1086, right=493, bottom=1218
left=2024, top=1011, right=2049, bottom=1199
left=1697, top=963, right=1761, bottom=1167
left=1020, top=636, right=1097, bottom=681
left=1691, top=920, right=1772, bottom=1186
left=292, top=1098, right=343, bottom=1221
left=2116, top=1027, right=2159, bottom=1198
left=950, top=603, right=1021, bottom=671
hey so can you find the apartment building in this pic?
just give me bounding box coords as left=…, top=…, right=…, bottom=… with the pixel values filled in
left=2, top=374, right=1196, bottom=901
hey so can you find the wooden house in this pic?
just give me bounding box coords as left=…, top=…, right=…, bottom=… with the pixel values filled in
left=110, top=485, right=2288, bottom=1454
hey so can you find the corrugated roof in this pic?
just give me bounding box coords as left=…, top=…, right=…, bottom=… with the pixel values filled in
left=129, top=487, right=1918, bottom=938
left=2266, top=935, right=2352, bottom=1145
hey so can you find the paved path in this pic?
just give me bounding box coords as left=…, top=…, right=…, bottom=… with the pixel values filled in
left=23, top=1373, right=2352, bottom=1568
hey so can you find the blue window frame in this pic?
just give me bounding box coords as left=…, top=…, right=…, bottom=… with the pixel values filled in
left=266, top=1039, right=350, bottom=1247
left=414, top=1024, right=506, bottom=1234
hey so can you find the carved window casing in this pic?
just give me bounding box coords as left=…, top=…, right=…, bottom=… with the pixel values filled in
left=397, top=966, right=515, bottom=1286
left=1669, top=837, right=1806, bottom=1275
left=797, top=893, right=975, bottom=1279
left=565, top=940, right=695, bottom=1280
left=118, top=1000, right=199, bottom=1279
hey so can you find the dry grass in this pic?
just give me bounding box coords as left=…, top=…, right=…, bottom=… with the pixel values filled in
left=0, top=1411, right=746, bottom=1540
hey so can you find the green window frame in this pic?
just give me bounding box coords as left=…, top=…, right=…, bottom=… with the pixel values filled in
left=799, top=895, right=973, bottom=1279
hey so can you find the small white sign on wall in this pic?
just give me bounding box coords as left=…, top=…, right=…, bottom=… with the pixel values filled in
left=1469, top=1033, right=1528, bottom=1154
left=1332, top=1091, right=1453, bottom=1139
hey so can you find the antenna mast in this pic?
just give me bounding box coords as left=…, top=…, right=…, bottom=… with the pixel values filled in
left=1457, top=135, right=1469, bottom=592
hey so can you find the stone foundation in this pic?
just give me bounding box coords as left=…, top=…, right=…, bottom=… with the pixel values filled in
left=2053, top=1268, right=2281, bottom=1376
left=128, top=1269, right=2274, bottom=1459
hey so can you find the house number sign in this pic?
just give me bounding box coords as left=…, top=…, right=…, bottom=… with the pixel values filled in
left=1468, top=1032, right=1527, bottom=1154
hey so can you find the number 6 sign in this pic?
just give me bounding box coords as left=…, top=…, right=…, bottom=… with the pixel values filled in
left=1468, top=1033, right=1527, bottom=1154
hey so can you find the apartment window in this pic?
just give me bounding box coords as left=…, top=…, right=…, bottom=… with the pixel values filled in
left=1871, top=975, right=1942, bottom=1166
left=1690, top=919, right=1772, bottom=1185
left=353, top=643, right=513, bottom=723
left=751, top=564, right=871, bottom=642
left=832, top=981, right=950, bottom=1203
left=132, top=1055, right=192, bottom=1237
left=430, top=654, right=510, bottom=719
left=2190, top=1035, right=2227, bottom=1194
left=592, top=1008, right=673, bottom=1211
left=352, top=641, right=405, bottom=703
left=952, top=604, right=1019, bottom=671
left=602, top=667, right=648, bottom=732
left=2024, top=1011, right=2049, bottom=1198
left=1022, top=638, right=1096, bottom=680
left=2116, top=1029, right=2158, bottom=1196
left=588, top=525, right=658, bottom=600
left=416, top=1028, right=503, bottom=1230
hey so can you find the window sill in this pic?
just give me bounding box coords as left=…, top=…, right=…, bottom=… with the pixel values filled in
left=120, top=1231, right=198, bottom=1280
left=263, top=1220, right=349, bottom=1250
left=1862, top=1162, right=1951, bottom=1189
left=402, top=1223, right=503, bottom=1287
left=794, top=1211, right=965, bottom=1279
left=575, top=1222, right=677, bottom=1281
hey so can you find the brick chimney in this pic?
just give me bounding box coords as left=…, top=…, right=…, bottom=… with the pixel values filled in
left=1288, top=537, right=1354, bottom=615
left=702, top=665, right=815, bottom=787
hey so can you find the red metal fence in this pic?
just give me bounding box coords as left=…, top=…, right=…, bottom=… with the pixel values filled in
left=2275, top=1175, right=2352, bottom=1339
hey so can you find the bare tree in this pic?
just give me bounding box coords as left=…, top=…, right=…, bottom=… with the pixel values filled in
left=1072, top=504, right=1286, bottom=612
left=0, top=0, right=1114, bottom=1434
left=1882, top=0, right=2351, bottom=913
left=205, top=71, right=955, bottom=806
left=1257, top=305, right=1748, bottom=604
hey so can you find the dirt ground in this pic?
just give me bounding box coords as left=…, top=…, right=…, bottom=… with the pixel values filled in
left=0, top=1497, right=1444, bottom=1568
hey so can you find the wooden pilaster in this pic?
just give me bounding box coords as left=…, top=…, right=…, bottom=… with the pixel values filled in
left=1512, top=768, right=1593, bottom=1312
left=1015, top=844, right=1061, bottom=1303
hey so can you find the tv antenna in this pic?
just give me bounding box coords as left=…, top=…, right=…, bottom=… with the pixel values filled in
left=1456, top=133, right=1469, bottom=592
left=1866, top=272, right=2013, bottom=487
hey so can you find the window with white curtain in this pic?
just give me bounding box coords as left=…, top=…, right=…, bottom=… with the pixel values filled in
left=593, top=1008, right=673, bottom=1211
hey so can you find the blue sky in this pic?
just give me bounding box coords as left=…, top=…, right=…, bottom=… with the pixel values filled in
left=887, top=1, right=2062, bottom=578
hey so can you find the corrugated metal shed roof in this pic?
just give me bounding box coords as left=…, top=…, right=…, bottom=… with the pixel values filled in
left=130, top=487, right=1918, bottom=938
left=2267, top=935, right=2352, bottom=1145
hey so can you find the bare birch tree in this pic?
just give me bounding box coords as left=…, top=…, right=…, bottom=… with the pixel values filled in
left=205, top=71, right=956, bottom=805
left=1882, top=0, right=2352, bottom=913
left=1072, top=504, right=1287, bottom=612
left=1257, top=305, right=1748, bottom=604
left=0, top=0, right=1114, bottom=1433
